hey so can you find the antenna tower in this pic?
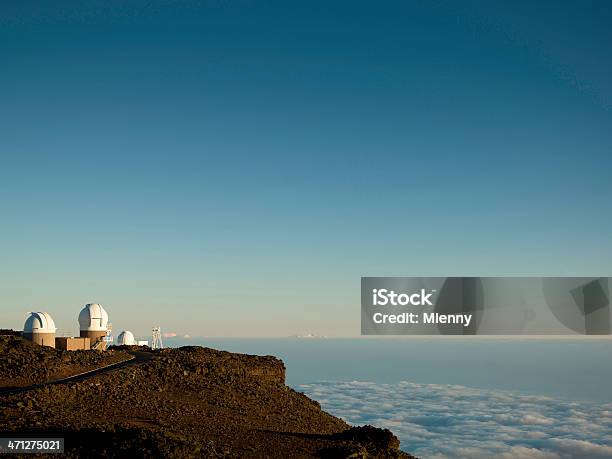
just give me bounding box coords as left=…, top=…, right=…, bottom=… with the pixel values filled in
left=152, top=327, right=164, bottom=349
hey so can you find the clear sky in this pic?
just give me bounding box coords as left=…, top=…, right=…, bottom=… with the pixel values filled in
left=1, top=1, right=611, bottom=337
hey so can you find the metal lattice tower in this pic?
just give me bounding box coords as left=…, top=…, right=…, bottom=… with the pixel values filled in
left=152, top=327, right=163, bottom=349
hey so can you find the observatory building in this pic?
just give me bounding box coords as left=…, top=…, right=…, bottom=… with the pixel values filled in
left=117, top=330, right=135, bottom=346
left=23, top=312, right=57, bottom=348
left=79, top=303, right=110, bottom=349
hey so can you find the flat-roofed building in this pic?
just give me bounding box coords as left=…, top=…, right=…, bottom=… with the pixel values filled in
left=55, top=336, right=90, bottom=351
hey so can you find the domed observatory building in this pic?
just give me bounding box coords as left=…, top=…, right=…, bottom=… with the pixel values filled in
left=79, top=303, right=109, bottom=349
left=23, top=312, right=57, bottom=348
left=117, top=330, right=135, bottom=346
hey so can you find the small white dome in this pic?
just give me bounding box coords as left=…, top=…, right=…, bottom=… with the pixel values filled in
left=117, top=330, right=136, bottom=345
left=78, top=303, right=109, bottom=331
left=24, top=312, right=57, bottom=333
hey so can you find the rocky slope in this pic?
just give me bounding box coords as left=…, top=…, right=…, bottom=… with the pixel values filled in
left=0, top=338, right=415, bottom=458
left=0, top=335, right=131, bottom=388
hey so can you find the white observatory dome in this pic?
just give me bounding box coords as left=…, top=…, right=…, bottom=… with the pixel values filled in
left=23, top=312, right=57, bottom=333
left=78, top=303, right=109, bottom=331
left=117, top=330, right=136, bottom=346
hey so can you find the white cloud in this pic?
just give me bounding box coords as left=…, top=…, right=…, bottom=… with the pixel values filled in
left=548, top=439, right=612, bottom=459
left=521, top=414, right=555, bottom=425
left=298, top=380, right=612, bottom=459
left=496, top=446, right=560, bottom=459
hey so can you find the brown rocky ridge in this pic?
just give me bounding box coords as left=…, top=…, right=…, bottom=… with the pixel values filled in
left=0, top=333, right=416, bottom=458
left=0, top=335, right=131, bottom=389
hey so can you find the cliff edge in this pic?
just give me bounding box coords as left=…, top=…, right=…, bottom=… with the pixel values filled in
left=0, top=337, right=415, bottom=458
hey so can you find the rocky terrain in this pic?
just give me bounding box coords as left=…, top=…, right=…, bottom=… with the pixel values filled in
left=0, top=336, right=415, bottom=458
left=0, top=335, right=131, bottom=389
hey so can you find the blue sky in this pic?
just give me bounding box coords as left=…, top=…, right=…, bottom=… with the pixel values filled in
left=1, top=1, right=611, bottom=337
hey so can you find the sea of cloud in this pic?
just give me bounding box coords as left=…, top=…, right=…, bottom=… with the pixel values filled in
left=298, top=380, right=612, bottom=459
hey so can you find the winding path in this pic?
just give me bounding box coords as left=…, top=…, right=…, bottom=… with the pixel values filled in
left=0, top=350, right=154, bottom=396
